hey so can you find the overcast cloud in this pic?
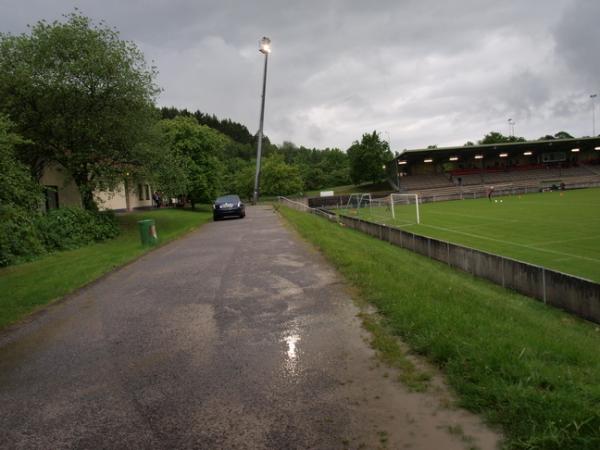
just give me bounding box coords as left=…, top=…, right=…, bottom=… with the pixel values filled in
left=1, top=0, right=598, bottom=151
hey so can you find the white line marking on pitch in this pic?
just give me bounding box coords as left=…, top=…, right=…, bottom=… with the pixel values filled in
left=418, top=223, right=600, bottom=264
left=526, top=235, right=600, bottom=247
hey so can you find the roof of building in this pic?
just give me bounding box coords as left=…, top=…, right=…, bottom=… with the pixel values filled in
left=392, top=137, right=600, bottom=164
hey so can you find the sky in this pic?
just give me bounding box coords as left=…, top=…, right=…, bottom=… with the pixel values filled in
left=1, top=0, right=599, bottom=152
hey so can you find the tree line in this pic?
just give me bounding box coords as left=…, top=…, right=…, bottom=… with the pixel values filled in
left=0, top=12, right=367, bottom=217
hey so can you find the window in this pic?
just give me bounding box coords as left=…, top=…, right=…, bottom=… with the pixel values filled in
left=137, top=184, right=143, bottom=201
left=144, top=184, right=150, bottom=200
left=44, top=186, right=59, bottom=211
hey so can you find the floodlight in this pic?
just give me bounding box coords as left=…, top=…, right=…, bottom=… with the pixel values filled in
left=571, top=148, right=580, bottom=152
left=499, top=153, right=508, bottom=157
left=474, top=155, right=483, bottom=159
left=449, top=157, right=458, bottom=161
left=398, top=160, right=407, bottom=165
left=424, top=158, right=433, bottom=163
left=259, top=37, right=271, bottom=54
left=523, top=151, right=532, bottom=156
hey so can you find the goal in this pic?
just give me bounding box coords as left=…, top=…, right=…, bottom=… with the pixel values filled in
left=390, top=193, right=420, bottom=225
left=346, top=193, right=372, bottom=210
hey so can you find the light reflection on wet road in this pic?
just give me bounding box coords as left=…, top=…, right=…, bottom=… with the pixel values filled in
left=0, top=206, right=500, bottom=449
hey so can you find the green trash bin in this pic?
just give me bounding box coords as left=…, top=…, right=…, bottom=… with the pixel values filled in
left=138, top=219, right=159, bottom=246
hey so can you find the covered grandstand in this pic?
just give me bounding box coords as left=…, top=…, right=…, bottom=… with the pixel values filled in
left=388, top=137, right=600, bottom=200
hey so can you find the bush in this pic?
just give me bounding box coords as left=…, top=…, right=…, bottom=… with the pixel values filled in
left=36, top=208, right=120, bottom=251
left=0, top=205, right=45, bottom=267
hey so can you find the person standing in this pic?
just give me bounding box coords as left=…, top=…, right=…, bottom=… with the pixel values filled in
left=152, top=191, right=161, bottom=208
left=487, top=186, right=495, bottom=202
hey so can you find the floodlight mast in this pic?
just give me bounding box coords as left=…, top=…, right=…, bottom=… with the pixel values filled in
left=508, top=118, right=515, bottom=137
left=253, top=37, right=271, bottom=204
left=591, top=94, right=598, bottom=137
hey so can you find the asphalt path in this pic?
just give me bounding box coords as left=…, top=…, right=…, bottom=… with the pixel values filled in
left=0, top=206, right=499, bottom=449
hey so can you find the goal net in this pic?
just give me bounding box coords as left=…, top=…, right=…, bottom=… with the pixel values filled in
left=346, top=193, right=372, bottom=210
left=342, top=193, right=420, bottom=226
left=390, top=193, right=420, bottom=225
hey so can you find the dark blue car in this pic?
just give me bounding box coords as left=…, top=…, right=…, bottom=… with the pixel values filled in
left=213, top=195, right=245, bottom=221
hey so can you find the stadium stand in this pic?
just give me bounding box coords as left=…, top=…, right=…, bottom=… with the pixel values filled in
left=387, top=138, right=600, bottom=200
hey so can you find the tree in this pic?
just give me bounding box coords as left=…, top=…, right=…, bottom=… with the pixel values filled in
left=346, top=131, right=393, bottom=184
left=0, top=12, right=160, bottom=209
left=259, top=153, right=304, bottom=196
left=478, top=131, right=526, bottom=145
left=554, top=131, right=574, bottom=140
left=159, top=116, right=228, bottom=206
left=0, top=116, right=45, bottom=265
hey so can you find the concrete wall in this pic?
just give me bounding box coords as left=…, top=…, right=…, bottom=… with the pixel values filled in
left=337, top=214, right=600, bottom=324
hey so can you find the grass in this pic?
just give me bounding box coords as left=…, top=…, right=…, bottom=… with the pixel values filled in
left=0, top=208, right=212, bottom=330
left=341, top=188, right=600, bottom=282
left=359, top=312, right=431, bottom=392
left=279, top=205, right=600, bottom=450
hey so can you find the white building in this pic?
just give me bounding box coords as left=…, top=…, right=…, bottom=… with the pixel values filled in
left=39, top=162, right=154, bottom=212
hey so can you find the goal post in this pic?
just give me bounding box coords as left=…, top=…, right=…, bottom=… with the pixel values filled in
left=346, top=193, right=372, bottom=210
left=390, top=193, right=420, bottom=224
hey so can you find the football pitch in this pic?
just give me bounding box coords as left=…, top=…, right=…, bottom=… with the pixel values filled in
left=340, top=187, right=600, bottom=282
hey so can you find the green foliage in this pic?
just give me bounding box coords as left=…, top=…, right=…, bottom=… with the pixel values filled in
left=0, top=116, right=46, bottom=266
left=279, top=142, right=351, bottom=190
left=159, top=107, right=350, bottom=194
left=224, top=159, right=255, bottom=200
left=554, top=131, right=574, bottom=140
left=158, top=116, right=228, bottom=204
left=0, top=117, right=42, bottom=211
left=479, top=131, right=526, bottom=144
left=347, top=131, right=393, bottom=184
left=0, top=11, right=160, bottom=209
left=259, top=153, right=304, bottom=196
left=159, top=106, right=256, bottom=146
left=36, top=208, right=119, bottom=251
left=0, top=206, right=45, bottom=267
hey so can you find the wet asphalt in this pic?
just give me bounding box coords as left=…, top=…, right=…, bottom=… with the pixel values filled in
left=0, top=206, right=499, bottom=449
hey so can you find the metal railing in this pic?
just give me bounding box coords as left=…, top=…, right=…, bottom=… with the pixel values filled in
left=277, top=196, right=337, bottom=220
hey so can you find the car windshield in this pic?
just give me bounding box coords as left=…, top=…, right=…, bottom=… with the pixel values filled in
left=216, top=195, right=239, bottom=203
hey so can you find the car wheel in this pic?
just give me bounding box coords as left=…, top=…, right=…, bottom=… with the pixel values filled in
left=240, top=212, right=245, bottom=218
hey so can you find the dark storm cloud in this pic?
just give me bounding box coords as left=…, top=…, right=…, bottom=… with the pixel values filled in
left=1, top=0, right=596, bottom=148
left=553, top=0, right=600, bottom=85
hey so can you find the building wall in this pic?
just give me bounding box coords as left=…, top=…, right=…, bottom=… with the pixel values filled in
left=95, top=181, right=154, bottom=211
left=39, top=162, right=82, bottom=210
left=95, top=184, right=128, bottom=211
left=40, top=162, right=154, bottom=211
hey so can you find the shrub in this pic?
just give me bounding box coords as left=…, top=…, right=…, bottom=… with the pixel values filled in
left=36, top=208, right=120, bottom=251
left=0, top=205, right=45, bottom=267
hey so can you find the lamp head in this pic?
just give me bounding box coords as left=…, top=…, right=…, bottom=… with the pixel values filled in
left=259, top=37, right=271, bottom=54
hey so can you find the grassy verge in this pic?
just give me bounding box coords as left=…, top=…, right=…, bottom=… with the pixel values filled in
left=279, top=206, right=600, bottom=450
left=0, top=208, right=211, bottom=330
